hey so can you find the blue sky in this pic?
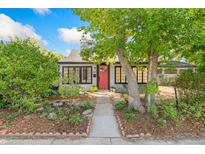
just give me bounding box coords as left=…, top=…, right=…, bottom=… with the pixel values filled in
left=0, top=8, right=89, bottom=55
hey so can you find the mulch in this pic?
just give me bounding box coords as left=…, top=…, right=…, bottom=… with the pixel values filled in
left=0, top=96, right=96, bottom=136
left=116, top=110, right=205, bottom=139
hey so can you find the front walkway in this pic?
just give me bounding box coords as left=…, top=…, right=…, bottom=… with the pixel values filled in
left=0, top=91, right=205, bottom=145
left=89, top=93, right=120, bottom=137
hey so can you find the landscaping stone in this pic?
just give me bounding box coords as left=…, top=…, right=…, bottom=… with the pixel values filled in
left=36, top=107, right=44, bottom=112
left=48, top=112, right=56, bottom=120
left=86, top=113, right=93, bottom=118
left=82, top=109, right=92, bottom=115
left=52, top=100, right=63, bottom=107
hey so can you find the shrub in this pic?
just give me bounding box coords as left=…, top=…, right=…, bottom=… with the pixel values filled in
left=115, top=102, right=125, bottom=110
left=59, top=85, right=81, bottom=97
left=124, top=113, right=136, bottom=121
left=83, top=101, right=93, bottom=110
left=88, top=86, right=98, bottom=93
left=156, top=118, right=167, bottom=126
left=175, top=70, right=205, bottom=104
left=123, top=107, right=134, bottom=113
left=148, top=103, right=159, bottom=119
left=179, top=101, right=205, bottom=122
left=0, top=38, right=59, bottom=113
left=159, top=100, right=178, bottom=121
left=69, top=114, right=83, bottom=126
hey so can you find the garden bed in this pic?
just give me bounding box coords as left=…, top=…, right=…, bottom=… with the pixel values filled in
left=115, top=109, right=205, bottom=139
left=0, top=95, right=96, bottom=137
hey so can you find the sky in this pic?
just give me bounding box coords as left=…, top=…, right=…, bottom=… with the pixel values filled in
left=0, top=8, right=89, bottom=56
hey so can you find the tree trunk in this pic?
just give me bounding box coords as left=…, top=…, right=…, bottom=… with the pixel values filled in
left=116, top=48, right=145, bottom=113
left=145, top=51, right=159, bottom=107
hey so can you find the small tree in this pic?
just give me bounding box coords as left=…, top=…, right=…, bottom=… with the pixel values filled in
left=0, top=38, right=59, bottom=112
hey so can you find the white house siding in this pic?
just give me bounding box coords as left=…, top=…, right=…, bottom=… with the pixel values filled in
left=59, top=63, right=97, bottom=91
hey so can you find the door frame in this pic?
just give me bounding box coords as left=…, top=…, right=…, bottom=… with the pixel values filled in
left=97, top=64, right=110, bottom=90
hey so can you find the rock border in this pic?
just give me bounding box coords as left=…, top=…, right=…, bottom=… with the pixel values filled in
left=0, top=118, right=92, bottom=138
left=115, top=113, right=152, bottom=138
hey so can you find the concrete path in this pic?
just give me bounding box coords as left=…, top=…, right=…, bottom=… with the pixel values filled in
left=89, top=95, right=120, bottom=138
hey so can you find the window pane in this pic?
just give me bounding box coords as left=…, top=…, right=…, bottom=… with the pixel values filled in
left=137, top=70, right=143, bottom=83
left=115, top=67, right=121, bottom=83
left=63, top=67, right=68, bottom=78
left=143, top=68, right=148, bottom=83
left=87, top=67, right=92, bottom=83
left=121, top=68, right=126, bottom=83
left=75, top=67, right=80, bottom=83
left=82, top=67, right=87, bottom=83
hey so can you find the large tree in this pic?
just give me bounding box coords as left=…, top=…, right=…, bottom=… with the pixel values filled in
left=128, top=9, right=199, bottom=105
left=73, top=9, right=146, bottom=113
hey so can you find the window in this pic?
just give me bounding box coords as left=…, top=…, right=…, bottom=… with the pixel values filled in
left=62, top=66, right=92, bottom=84
left=115, top=66, right=147, bottom=84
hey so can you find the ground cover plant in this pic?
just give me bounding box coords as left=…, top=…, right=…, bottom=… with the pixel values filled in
left=0, top=96, right=96, bottom=135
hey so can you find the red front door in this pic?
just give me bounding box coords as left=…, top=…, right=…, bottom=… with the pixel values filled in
left=98, top=65, right=109, bottom=90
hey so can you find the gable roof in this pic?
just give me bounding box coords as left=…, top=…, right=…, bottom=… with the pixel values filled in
left=58, top=49, right=196, bottom=68
left=58, top=49, right=88, bottom=63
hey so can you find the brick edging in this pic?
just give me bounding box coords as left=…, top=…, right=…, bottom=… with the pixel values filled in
left=115, top=112, right=152, bottom=138
left=0, top=118, right=92, bottom=138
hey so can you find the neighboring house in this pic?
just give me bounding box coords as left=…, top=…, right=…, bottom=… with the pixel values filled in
left=58, top=50, right=196, bottom=91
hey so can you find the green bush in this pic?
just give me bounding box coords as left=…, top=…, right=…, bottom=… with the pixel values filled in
left=156, top=118, right=167, bottom=126
left=148, top=103, right=159, bottom=119
left=59, top=85, right=81, bottom=97
left=159, top=100, right=178, bottom=121
left=0, top=38, right=59, bottom=113
left=176, top=70, right=205, bottom=104
left=124, top=113, right=136, bottom=121
left=123, top=107, right=134, bottom=113
left=83, top=101, right=93, bottom=110
left=88, top=86, right=98, bottom=93
left=179, top=101, right=205, bottom=122
left=69, top=114, right=83, bottom=126
left=115, top=102, right=125, bottom=110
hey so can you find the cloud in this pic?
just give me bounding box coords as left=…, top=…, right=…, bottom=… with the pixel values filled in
left=32, top=8, right=51, bottom=16
left=0, top=14, right=47, bottom=45
left=66, top=49, right=71, bottom=56
left=58, top=27, right=90, bottom=44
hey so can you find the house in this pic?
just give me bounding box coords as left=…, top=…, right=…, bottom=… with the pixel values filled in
left=58, top=50, right=196, bottom=91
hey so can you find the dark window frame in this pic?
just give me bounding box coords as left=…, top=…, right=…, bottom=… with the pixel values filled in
left=114, top=66, right=147, bottom=84
left=62, top=66, right=92, bottom=84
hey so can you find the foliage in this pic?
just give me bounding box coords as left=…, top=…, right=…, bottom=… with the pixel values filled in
left=124, top=113, right=136, bottom=121
left=6, top=114, right=18, bottom=120
left=156, top=118, right=167, bottom=126
left=122, top=94, right=128, bottom=102
left=0, top=122, right=15, bottom=129
left=115, top=102, right=125, bottom=110
left=148, top=102, right=159, bottom=119
left=83, top=101, right=93, bottom=110
left=69, top=114, right=83, bottom=126
left=0, top=38, right=59, bottom=113
left=58, top=85, right=81, bottom=97
left=146, top=79, right=159, bottom=95
left=56, top=108, right=67, bottom=122
left=178, top=101, right=205, bottom=122
left=123, top=107, right=134, bottom=113
left=158, top=100, right=178, bottom=121
left=88, top=86, right=98, bottom=93
left=175, top=70, right=205, bottom=104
